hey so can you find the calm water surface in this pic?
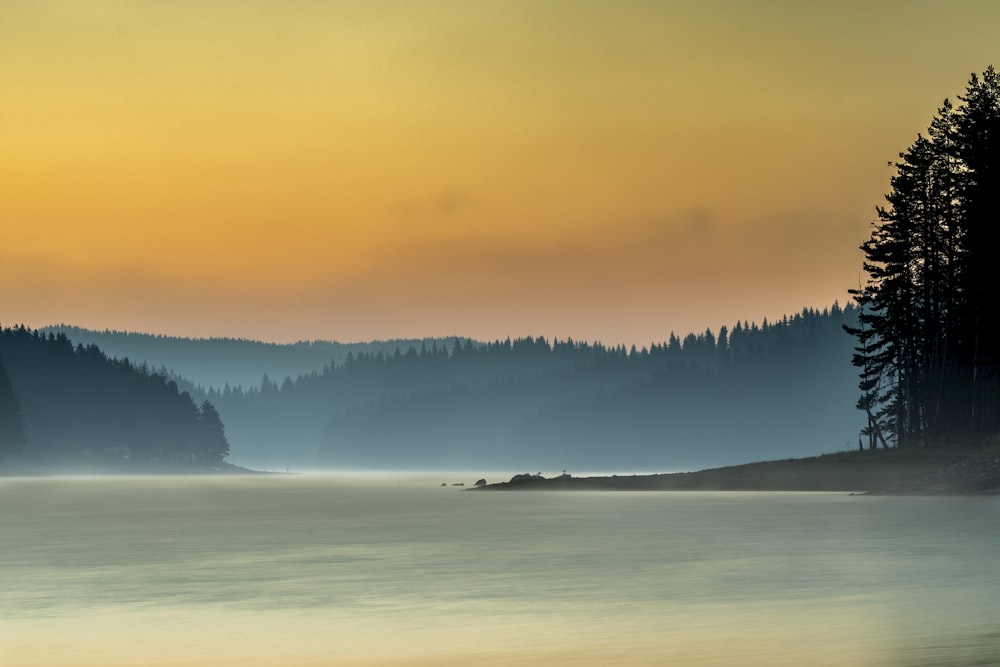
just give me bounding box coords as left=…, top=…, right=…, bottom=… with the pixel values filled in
left=2, top=475, right=998, bottom=666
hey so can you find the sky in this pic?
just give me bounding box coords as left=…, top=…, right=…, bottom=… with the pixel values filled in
left=2, top=1, right=998, bottom=346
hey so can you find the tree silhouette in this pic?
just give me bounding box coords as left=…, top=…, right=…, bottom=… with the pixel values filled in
left=197, top=400, right=230, bottom=464
left=849, top=67, right=1000, bottom=447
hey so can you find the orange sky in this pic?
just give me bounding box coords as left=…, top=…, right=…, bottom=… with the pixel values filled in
left=2, top=1, right=998, bottom=345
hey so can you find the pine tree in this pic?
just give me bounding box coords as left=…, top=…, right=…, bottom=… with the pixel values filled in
left=849, top=67, right=1000, bottom=447
left=196, top=400, right=230, bottom=464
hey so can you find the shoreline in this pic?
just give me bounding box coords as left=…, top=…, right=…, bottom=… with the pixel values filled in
left=0, top=461, right=269, bottom=477
left=474, top=448, right=1000, bottom=494
left=5, top=448, right=1000, bottom=495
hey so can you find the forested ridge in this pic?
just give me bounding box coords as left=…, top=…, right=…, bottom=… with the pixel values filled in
left=13, top=306, right=862, bottom=471
left=41, top=325, right=471, bottom=391
left=198, top=304, right=861, bottom=470
left=0, top=326, right=229, bottom=468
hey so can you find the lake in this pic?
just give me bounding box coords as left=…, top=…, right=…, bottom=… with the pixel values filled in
left=2, top=475, right=998, bottom=666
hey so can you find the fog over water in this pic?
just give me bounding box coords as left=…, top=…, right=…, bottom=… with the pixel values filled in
left=2, top=476, right=998, bottom=666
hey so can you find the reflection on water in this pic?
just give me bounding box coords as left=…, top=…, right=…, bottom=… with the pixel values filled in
left=1, top=476, right=998, bottom=666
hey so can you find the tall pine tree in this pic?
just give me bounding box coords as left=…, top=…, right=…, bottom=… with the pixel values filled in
left=849, top=67, right=1000, bottom=447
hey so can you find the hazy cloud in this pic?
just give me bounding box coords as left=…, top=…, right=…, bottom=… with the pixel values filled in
left=283, top=202, right=861, bottom=343
left=639, top=208, right=718, bottom=242
left=395, top=190, right=476, bottom=218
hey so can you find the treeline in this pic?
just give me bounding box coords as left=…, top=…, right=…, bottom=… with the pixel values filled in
left=0, top=326, right=229, bottom=467
left=849, top=67, right=999, bottom=448
left=206, top=304, right=862, bottom=470
left=41, top=325, right=471, bottom=392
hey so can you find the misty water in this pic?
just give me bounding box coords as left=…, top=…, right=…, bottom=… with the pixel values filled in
left=2, top=476, right=998, bottom=667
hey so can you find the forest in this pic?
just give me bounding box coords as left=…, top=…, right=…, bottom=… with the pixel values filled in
left=0, top=326, right=229, bottom=468
left=16, top=306, right=863, bottom=471
left=198, top=304, right=862, bottom=470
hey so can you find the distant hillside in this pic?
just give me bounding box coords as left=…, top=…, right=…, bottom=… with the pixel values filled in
left=203, top=304, right=864, bottom=471
left=41, top=325, right=470, bottom=391
left=0, top=326, right=229, bottom=469
left=36, top=306, right=864, bottom=471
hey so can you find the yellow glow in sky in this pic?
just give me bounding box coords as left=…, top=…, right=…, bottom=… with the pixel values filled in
left=2, top=1, right=998, bottom=343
